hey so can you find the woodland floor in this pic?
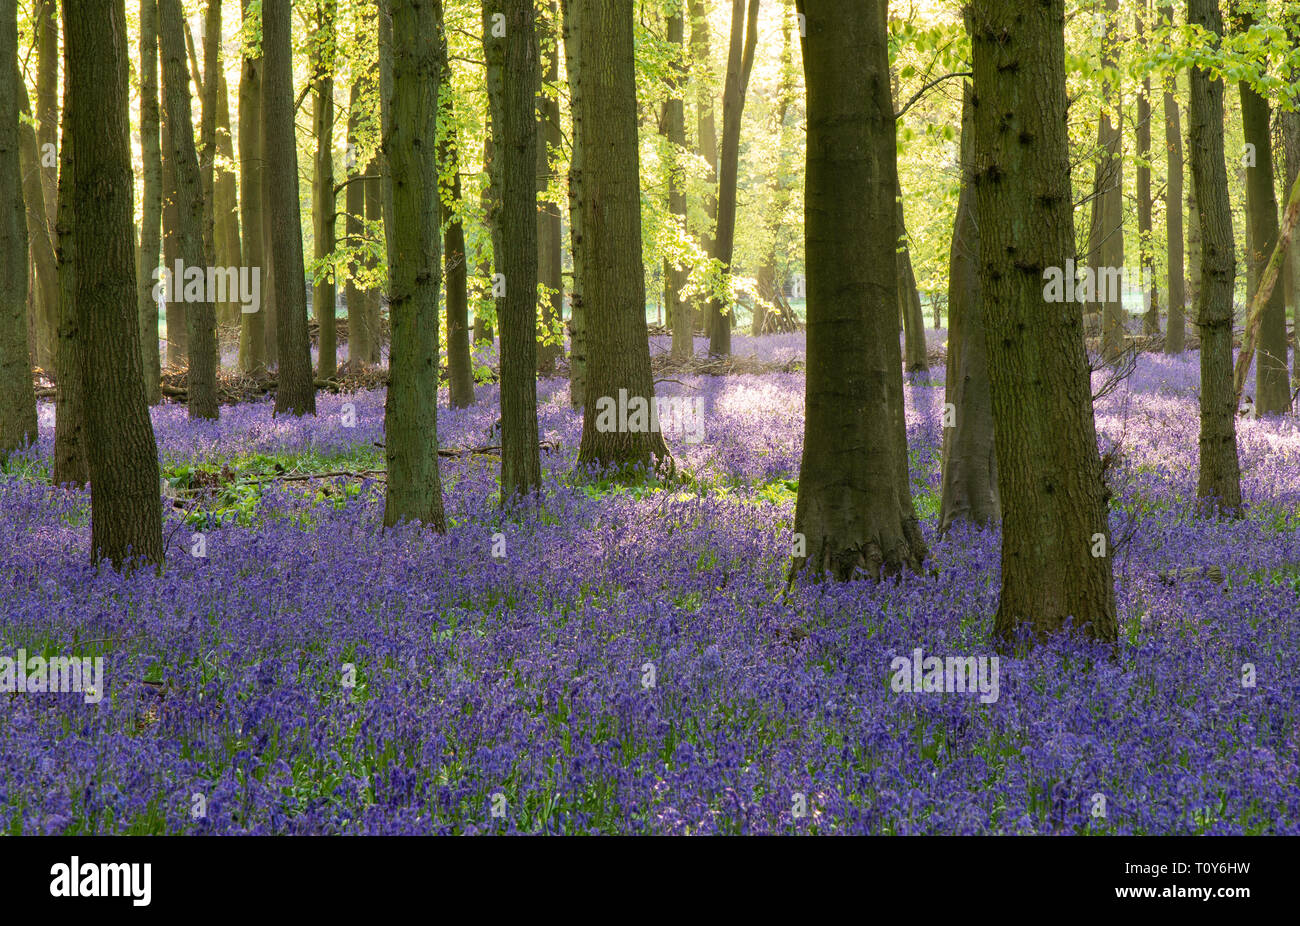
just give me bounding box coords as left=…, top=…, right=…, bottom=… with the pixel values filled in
left=1, top=331, right=1298, bottom=834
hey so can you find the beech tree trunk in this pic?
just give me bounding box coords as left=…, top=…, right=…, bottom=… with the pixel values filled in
left=573, top=0, right=667, bottom=472
left=382, top=0, right=446, bottom=528
left=688, top=0, right=716, bottom=337
left=561, top=0, right=585, bottom=407
left=51, top=36, right=85, bottom=488
left=1136, top=1, right=1159, bottom=337
left=536, top=1, right=563, bottom=376
left=484, top=0, right=542, bottom=498
left=790, top=0, right=925, bottom=583
left=1233, top=4, right=1289, bottom=414
left=66, top=0, right=163, bottom=568
left=160, top=0, right=218, bottom=419
left=662, top=3, right=690, bottom=360
left=30, top=0, right=58, bottom=369
left=1087, top=0, right=1126, bottom=363
left=16, top=80, right=60, bottom=405
left=237, top=0, right=265, bottom=374
left=312, top=0, right=337, bottom=380
left=214, top=69, right=241, bottom=337
left=437, top=12, right=473, bottom=408
left=1162, top=1, right=1186, bottom=355
left=1187, top=0, right=1241, bottom=511
left=0, top=0, right=34, bottom=460
left=264, top=0, right=314, bottom=415
left=705, top=0, right=758, bottom=358
left=137, top=0, right=163, bottom=403
left=939, top=81, right=998, bottom=532
left=970, top=0, right=1117, bottom=646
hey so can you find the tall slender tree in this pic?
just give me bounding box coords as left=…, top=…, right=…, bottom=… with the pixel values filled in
left=561, top=0, right=585, bottom=406
left=662, top=2, right=690, bottom=359
left=1136, top=1, right=1159, bottom=336
left=1088, top=0, right=1126, bottom=363
left=138, top=0, right=163, bottom=403
left=160, top=0, right=218, bottom=419
left=31, top=0, right=58, bottom=368
left=237, top=0, right=265, bottom=373
left=51, top=32, right=85, bottom=488
left=264, top=0, right=315, bottom=415
left=1162, top=0, right=1186, bottom=355
left=382, top=0, right=446, bottom=527
left=484, top=0, right=542, bottom=498
left=0, top=0, right=33, bottom=460
left=705, top=0, right=758, bottom=357
left=971, top=0, right=1117, bottom=645
left=536, top=1, right=564, bottom=376
left=66, top=0, right=163, bottom=567
left=688, top=0, right=717, bottom=336
left=437, top=9, right=473, bottom=408
left=1187, top=0, right=1241, bottom=511
left=312, top=0, right=338, bottom=380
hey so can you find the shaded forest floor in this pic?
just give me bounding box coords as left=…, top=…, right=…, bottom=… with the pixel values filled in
left=1, top=332, right=1298, bottom=834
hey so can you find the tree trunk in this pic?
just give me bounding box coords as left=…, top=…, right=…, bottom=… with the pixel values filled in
left=574, top=0, right=667, bottom=472
left=137, top=0, right=163, bottom=403
left=312, top=0, right=337, bottom=380
left=485, top=0, right=542, bottom=498
left=264, top=0, right=314, bottom=415
left=663, top=2, right=690, bottom=360
left=1233, top=4, right=1289, bottom=414
left=436, top=13, right=473, bottom=408
left=1087, top=0, right=1126, bottom=363
left=688, top=0, right=716, bottom=336
left=705, top=0, right=758, bottom=358
left=1285, top=111, right=1300, bottom=386
left=560, top=0, right=584, bottom=406
left=1187, top=114, right=1202, bottom=315
left=160, top=81, right=185, bottom=366
left=1187, top=0, right=1241, bottom=511
left=51, top=38, right=85, bottom=488
left=31, top=0, right=57, bottom=369
left=382, top=0, right=447, bottom=528
left=343, top=75, right=366, bottom=370
left=970, top=0, right=1117, bottom=646
left=215, top=68, right=241, bottom=338
left=789, top=0, right=924, bottom=582
left=200, top=0, right=220, bottom=338
left=472, top=132, right=496, bottom=348
left=536, top=1, right=563, bottom=376
left=66, top=0, right=163, bottom=568
left=359, top=153, right=382, bottom=364
left=1136, top=1, right=1159, bottom=337
left=16, top=79, right=60, bottom=402
left=237, top=0, right=265, bottom=374
left=939, top=80, right=998, bottom=532
left=1162, top=0, right=1186, bottom=355
left=895, top=195, right=929, bottom=372
left=160, top=0, right=218, bottom=419
left=0, top=0, right=34, bottom=460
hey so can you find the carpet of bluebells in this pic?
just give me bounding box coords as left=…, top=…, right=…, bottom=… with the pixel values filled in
left=2, top=331, right=1298, bottom=835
